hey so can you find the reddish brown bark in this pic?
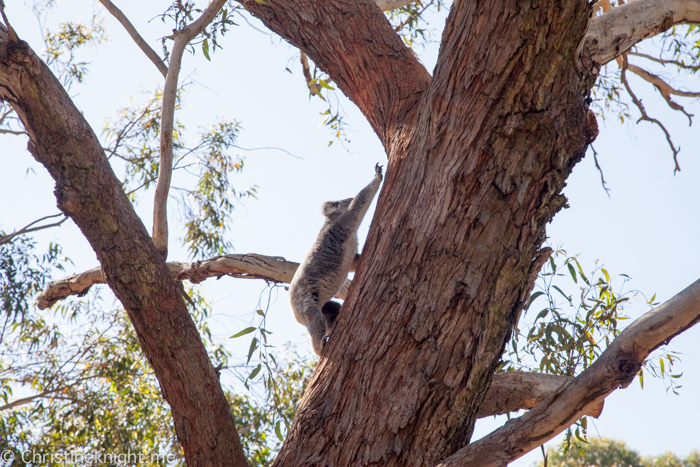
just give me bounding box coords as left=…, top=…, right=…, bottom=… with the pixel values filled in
left=244, top=0, right=592, bottom=465
left=0, top=30, right=247, bottom=467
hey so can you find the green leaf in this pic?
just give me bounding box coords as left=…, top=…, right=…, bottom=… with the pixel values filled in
left=567, top=263, right=577, bottom=284
left=230, top=326, right=256, bottom=339
left=602, top=268, right=610, bottom=284
left=202, top=39, right=211, bottom=61
left=248, top=363, right=261, bottom=380
left=526, top=291, right=545, bottom=310
left=552, top=285, right=571, bottom=302
left=256, top=309, right=265, bottom=316
left=247, top=337, right=259, bottom=364
left=318, top=79, right=335, bottom=90
left=275, top=420, right=284, bottom=441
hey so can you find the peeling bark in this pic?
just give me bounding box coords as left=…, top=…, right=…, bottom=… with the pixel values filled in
left=585, top=0, right=700, bottom=67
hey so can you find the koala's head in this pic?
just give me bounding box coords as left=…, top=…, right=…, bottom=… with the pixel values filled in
left=322, top=199, right=352, bottom=219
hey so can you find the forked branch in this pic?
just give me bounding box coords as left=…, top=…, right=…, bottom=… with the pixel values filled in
left=152, top=0, right=227, bottom=258
left=436, top=278, right=700, bottom=467
left=620, top=55, right=681, bottom=172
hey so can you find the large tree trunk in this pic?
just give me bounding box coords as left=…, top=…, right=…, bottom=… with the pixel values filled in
left=0, top=29, right=247, bottom=467
left=243, top=0, right=591, bottom=465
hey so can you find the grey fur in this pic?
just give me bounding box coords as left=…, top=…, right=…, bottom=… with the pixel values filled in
left=289, top=164, right=383, bottom=355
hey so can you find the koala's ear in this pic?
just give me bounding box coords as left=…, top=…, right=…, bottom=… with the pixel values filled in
left=323, top=201, right=340, bottom=217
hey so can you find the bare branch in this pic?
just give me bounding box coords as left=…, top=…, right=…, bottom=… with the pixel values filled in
left=477, top=372, right=604, bottom=419
left=626, top=61, right=700, bottom=124
left=0, top=389, right=55, bottom=411
left=436, top=277, right=700, bottom=467
left=584, top=0, right=700, bottom=67
left=0, top=128, right=24, bottom=135
left=590, top=145, right=611, bottom=197
left=152, top=0, right=227, bottom=258
left=36, top=253, right=353, bottom=310
left=620, top=56, right=681, bottom=172
left=97, top=0, right=168, bottom=77
left=628, top=51, right=700, bottom=71
left=0, top=213, right=68, bottom=245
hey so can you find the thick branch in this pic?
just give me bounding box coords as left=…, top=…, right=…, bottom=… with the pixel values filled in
left=36, top=254, right=352, bottom=309
left=585, top=0, right=700, bottom=67
left=477, top=372, right=603, bottom=419
left=97, top=0, right=168, bottom=77
left=0, top=25, right=247, bottom=466
left=437, top=278, right=700, bottom=467
left=153, top=0, right=227, bottom=258
left=240, top=0, right=430, bottom=149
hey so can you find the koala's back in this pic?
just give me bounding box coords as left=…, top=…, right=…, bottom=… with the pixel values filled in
left=290, top=219, right=357, bottom=307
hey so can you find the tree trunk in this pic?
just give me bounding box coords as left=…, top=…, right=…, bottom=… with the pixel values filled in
left=242, top=0, right=592, bottom=465
left=0, top=30, right=247, bottom=467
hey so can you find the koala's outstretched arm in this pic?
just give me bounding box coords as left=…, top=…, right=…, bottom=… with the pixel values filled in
left=344, top=164, right=383, bottom=228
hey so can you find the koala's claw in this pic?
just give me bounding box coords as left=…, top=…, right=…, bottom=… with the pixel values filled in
left=375, top=163, right=383, bottom=180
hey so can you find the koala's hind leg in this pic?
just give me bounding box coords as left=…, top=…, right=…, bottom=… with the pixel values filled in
left=305, top=305, right=328, bottom=356
left=321, top=300, right=342, bottom=332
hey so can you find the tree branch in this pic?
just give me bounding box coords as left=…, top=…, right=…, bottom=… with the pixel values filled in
left=477, top=372, right=604, bottom=419
left=584, top=0, right=700, bottom=67
left=36, top=253, right=353, bottom=309
left=436, top=277, right=700, bottom=467
left=152, top=0, right=227, bottom=258
left=240, top=0, right=430, bottom=148
left=620, top=55, right=681, bottom=172
left=97, top=0, right=168, bottom=77
left=0, top=213, right=67, bottom=245
left=628, top=50, right=700, bottom=71
left=626, top=60, right=700, bottom=124
left=0, top=24, right=247, bottom=466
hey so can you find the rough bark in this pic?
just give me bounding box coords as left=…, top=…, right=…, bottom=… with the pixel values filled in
left=0, top=27, right=247, bottom=467
left=244, top=0, right=592, bottom=465
left=438, top=277, right=700, bottom=467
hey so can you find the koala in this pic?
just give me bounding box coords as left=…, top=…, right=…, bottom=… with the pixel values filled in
left=289, top=164, right=383, bottom=355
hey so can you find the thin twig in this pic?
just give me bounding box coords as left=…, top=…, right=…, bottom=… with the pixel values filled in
left=0, top=213, right=68, bottom=245
left=627, top=51, right=700, bottom=72
left=97, top=0, right=168, bottom=77
left=393, top=0, right=434, bottom=33
left=620, top=55, right=681, bottom=173
left=590, top=145, right=610, bottom=198
left=626, top=61, right=699, bottom=124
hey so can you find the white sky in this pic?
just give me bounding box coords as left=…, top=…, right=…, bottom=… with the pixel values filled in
left=1, top=1, right=699, bottom=465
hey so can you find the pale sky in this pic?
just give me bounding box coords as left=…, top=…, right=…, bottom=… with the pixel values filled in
left=1, top=1, right=699, bottom=465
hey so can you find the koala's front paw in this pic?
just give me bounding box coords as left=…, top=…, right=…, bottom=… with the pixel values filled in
left=375, top=163, right=383, bottom=181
